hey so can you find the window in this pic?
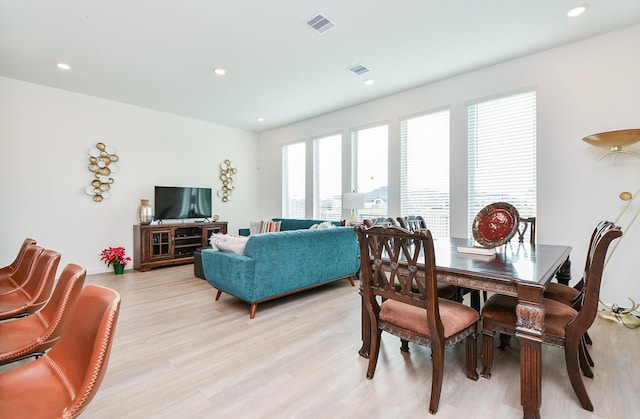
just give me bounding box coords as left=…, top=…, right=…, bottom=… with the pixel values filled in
left=400, top=110, right=450, bottom=237
left=467, top=90, right=537, bottom=234
left=282, top=142, right=306, bottom=218
left=313, top=134, right=342, bottom=220
left=351, top=124, right=389, bottom=220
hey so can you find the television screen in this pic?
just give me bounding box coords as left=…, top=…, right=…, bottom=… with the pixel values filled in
left=154, top=186, right=212, bottom=220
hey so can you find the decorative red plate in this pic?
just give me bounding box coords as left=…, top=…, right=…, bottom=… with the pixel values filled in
left=472, top=202, right=519, bottom=248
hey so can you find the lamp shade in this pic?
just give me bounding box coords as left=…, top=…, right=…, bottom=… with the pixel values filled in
left=343, top=192, right=365, bottom=209
left=583, top=129, right=640, bottom=148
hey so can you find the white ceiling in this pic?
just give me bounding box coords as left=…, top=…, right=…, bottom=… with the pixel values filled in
left=2, top=1, right=640, bottom=133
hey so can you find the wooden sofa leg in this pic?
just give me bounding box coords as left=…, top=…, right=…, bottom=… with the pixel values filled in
left=215, top=290, right=222, bottom=301
left=250, top=303, right=258, bottom=319
left=347, top=275, right=355, bottom=286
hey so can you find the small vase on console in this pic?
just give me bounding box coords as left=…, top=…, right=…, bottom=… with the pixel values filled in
left=137, top=199, right=153, bottom=225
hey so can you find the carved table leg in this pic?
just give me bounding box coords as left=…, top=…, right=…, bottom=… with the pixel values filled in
left=359, top=286, right=370, bottom=358
left=515, top=288, right=545, bottom=419
left=555, top=256, right=571, bottom=286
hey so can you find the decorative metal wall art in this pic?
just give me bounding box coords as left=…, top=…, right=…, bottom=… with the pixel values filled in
left=217, top=159, right=237, bottom=202
left=86, top=142, right=119, bottom=202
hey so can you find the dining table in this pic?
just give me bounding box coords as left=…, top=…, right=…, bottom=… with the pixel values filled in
left=358, top=236, right=572, bottom=419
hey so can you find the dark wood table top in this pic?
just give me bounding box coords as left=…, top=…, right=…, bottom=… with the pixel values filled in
left=433, top=237, right=572, bottom=289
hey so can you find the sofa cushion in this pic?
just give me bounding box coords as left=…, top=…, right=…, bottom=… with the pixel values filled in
left=210, top=234, right=249, bottom=255
left=271, top=218, right=341, bottom=231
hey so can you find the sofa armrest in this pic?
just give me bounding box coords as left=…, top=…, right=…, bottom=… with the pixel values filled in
left=200, top=249, right=256, bottom=302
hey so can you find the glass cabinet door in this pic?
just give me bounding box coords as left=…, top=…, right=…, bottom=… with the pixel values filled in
left=149, top=229, right=172, bottom=259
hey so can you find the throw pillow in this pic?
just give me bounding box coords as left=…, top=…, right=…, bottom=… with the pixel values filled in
left=249, top=221, right=262, bottom=235
left=209, top=234, right=249, bottom=255
left=259, top=220, right=281, bottom=233
left=310, top=221, right=335, bottom=229
left=317, top=221, right=335, bottom=229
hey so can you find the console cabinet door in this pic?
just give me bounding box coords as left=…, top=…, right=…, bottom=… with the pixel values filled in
left=146, top=228, right=173, bottom=260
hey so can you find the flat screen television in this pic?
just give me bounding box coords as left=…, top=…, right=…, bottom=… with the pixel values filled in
left=154, top=186, right=212, bottom=221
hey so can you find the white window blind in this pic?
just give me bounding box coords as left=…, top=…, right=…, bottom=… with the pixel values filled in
left=313, top=134, right=342, bottom=220
left=400, top=110, right=450, bottom=237
left=467, top=90, right=537, bottom=235
left=351, top=124, right=389, bottom=220
left=282, top=142, right=306, bottom=218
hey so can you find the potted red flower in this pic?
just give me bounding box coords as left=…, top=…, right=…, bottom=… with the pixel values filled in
left=100, top=246, right=132, bottom=275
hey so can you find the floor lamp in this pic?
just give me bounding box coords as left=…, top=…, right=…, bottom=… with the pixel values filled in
left=343, top=192, right=365, bottom=226
left=583, top=129, right=640, bottom=327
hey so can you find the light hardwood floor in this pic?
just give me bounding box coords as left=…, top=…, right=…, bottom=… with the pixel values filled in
left=3, top=265, right=638, bottom=418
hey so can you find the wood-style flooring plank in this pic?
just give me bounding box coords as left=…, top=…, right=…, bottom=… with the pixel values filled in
left=2, top=265, right=638, bottom=418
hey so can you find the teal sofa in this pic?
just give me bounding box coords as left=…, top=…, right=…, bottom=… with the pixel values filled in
left=201, top=227, right=359, bottom=318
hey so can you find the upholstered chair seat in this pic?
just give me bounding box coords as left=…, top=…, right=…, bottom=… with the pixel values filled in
left=544, top=282, right=581, bottom=306
left=481, top=294, right=578, bottom=342
left=381, top=298, right=480, bottom=339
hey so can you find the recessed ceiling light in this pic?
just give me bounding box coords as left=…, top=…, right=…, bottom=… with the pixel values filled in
left=567, top=3, right=589, bottom=17
left=256, top=117, right=264, bottom=122
left=364, top=79, right=374, bottom=86
left=213, top=68, right=227, bottom=76
left=56, top=63, right=71, bottom=70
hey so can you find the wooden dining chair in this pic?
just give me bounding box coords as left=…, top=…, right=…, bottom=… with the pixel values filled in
left=0, top=263, right=86, bottom=365
left=362, top=217, right=397, bottom=227
left=0, top=249, right=60, bottom=320
left=0, top=285, right=121, bottom=419
left=515, top=216, right=536, bottom=244
left=396, top=215, right=427, bottom=232
left=0, top=238, right=37, bottom=279
left=542, top=220, right=611, bottom=373
left=480, top=221, right=622, bottom=411
left=543, top=220, right=608, bottom=308
left=356, top=224, right=480, bottom=414
left=494, top=219, right=600, bottom=374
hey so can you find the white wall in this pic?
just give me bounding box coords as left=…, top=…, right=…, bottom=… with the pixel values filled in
left=258, top=24, right=640, bottom=306
left=0, top=77, right=259, bottom=274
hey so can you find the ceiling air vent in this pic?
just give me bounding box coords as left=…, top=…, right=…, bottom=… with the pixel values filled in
left=348, top=64, right=370, bottom=75
left=306, top=14, right=336, bottom=34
